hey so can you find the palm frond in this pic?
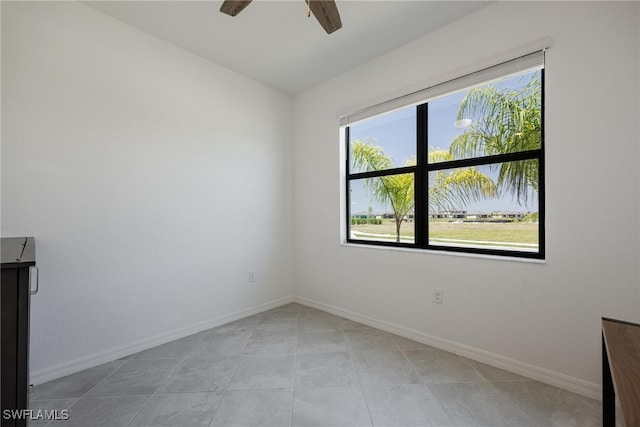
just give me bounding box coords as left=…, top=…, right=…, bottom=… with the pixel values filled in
left=449, top=72, right=542, bottom=205
left=428, top=149, right=454, bottom=163
left=351, top=139, right=393, bottom=172
left=429, top=168, right=497, bottom=212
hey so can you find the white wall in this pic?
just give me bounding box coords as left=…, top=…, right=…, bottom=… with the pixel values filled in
left=2, top=1, right=293, bottom=382
left=293, top=1, right=640, bottom=396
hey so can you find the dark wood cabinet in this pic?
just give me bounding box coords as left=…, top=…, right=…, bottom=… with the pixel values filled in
left=602, top=317, right=640, bottom=427
left=1, top=237, right=36, bottom=427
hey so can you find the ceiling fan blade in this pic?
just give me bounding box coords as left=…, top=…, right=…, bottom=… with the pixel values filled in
left=307, top=0, right=342, bottom=34
left=220, top=0, right=253, bottom=17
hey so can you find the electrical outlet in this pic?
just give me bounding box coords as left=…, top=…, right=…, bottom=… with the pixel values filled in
left=433, top=288, right=443, bottom=304
left=248, top=272, right=255, bottom=283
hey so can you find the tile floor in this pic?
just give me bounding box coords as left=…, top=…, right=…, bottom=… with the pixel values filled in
left=29, top=303, right=603, bottom=426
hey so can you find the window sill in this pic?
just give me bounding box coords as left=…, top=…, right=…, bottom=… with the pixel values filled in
left=340, top=241, right=546, bottom=264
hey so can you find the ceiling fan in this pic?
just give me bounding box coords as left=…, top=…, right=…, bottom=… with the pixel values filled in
left=219, top=0, right=342, bottom=34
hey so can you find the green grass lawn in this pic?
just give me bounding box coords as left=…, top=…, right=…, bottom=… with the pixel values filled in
left=429, top=221, right=538, bottom=244
left=351, top=219, right=538, bottom=249
left=352, top=221, right=415, bottom=238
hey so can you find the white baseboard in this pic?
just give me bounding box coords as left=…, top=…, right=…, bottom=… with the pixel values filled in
left=294, top=296, right=601, bottom=401
left=29, top=295, right=296, bottom=386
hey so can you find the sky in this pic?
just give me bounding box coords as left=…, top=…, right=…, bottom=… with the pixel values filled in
left=348, top=71, right=540, bottom=216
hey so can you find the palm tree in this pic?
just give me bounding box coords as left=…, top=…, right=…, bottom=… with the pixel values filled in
left=351, top=140, right=415, bottom=242
left=450, top=73, right=542, bottom=205
left=351, top=140, right=496, bottom=242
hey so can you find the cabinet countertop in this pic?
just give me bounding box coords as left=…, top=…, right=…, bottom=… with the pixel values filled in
left=1, top=237, right=36, bottom=269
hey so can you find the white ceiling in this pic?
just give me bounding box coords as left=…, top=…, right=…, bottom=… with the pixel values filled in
left=85, top=1, right=493, bottom=95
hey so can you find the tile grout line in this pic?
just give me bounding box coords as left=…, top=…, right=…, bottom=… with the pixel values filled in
left=398, top=344, right=456, bottom=426
left=63, top=358, right=145, bottom=408
left=124, top=325, right=218, bottom=426
left=207, top=311, right=264, bottom=427
left=288, top=311, right=301, bottom=427
left=400, top=346, right=541, bottom=426
left=345, top=327, right=376, bottom=427
left=44, top=361, right=154, bottom=427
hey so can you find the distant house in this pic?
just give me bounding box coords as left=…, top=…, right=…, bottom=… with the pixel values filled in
left=466, top=212, right=492, bottom=219
left=429, top=210, right=529, bottom=220
left=430, top=210, right=467, bottom=219
left=496, top=211, right=528, bottom=220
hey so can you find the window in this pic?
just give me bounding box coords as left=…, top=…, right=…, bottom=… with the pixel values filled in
left=343, top=52, right=544, bottom=259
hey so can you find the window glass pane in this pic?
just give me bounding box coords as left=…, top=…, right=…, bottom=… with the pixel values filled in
left=428, top=69, right=542, bottom=163
left=428, top=161, right=539, bottom=252
left=349, top=106, right=416, bottom=173
left=349, top=176, right=415, bottom=244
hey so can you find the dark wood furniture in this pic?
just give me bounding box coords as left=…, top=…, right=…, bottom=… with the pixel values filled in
left=1, top=237, right=36, bottom=427
left=602, top=317, right=640, bottom=427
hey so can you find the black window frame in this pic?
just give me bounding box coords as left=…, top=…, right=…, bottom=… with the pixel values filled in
left=345, top=70, right=545, bottom=260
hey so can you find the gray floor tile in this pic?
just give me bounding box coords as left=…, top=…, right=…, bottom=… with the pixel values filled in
left=299, top=312, right=342, bottom=331
left=210, top=389, right=292, bottom=427
left=352, top=350, right=421, bottom=385
left=338, top=318, right=371, bottom=330
left=133, top=332, right=206, bottom=360
left=405, top=349, right=485, bottom=384
left=268, top=303, right=302, bottom=313
left=160, top=356, right=240, bottom=393
left=30, top=361, right=126, bottom=400
left=255, top=311, right=299, bottom=331
left=297, top=330, right=348, bottom=353
left=189, top=331, right=252, bottom=358
left=244, top=329, right=297, bottom=355
left=466, top=359, right=530, bottom=382
left=344, top=329, right=400, bottom=352
left=117, top=353, right=136, bottom=361
left=552, top=389, right=602, bottom=427
left=47, top=395, right=149, bottom=427
left=28, top=398, right=78, bottom=427
left=227, top=354, right=295, bottom=390
left=298, top=305, right=324, bottom=313
left=295, top=351, right=358, bottom=387
left=210, top=315, right=260, bottom=334
left=87, top=359, right=179, bottom=397
left=429, top=382, right=536, bottom=427
left=260, top=311, right=300, bottom=321
left=492, top=381, right=602, bottom=427
left=392, top=335, right=432, bottom=350
left=128, top=392, right=222, bottom=426
left=292, top=386, right=372, bottom=427
left=362, top=383, right=452, bottom=427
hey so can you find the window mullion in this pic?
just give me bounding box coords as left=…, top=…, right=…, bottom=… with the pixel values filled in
left=348, top=166, right=417, bottom=180
left=415, top=104, right=428, bottom=248
left=345, top=126, right=352, bottom=241
left=426, top=149, right=542, bottom=172
left=538, top=68, right=546, bottom=259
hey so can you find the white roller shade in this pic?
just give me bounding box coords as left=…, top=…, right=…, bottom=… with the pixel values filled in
left=339, top=49, right=545, bottom=127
